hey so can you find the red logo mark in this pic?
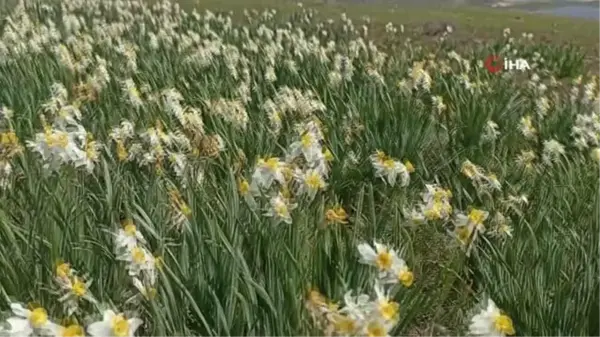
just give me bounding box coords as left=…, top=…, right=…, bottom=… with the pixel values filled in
left=484, top=55, right=503, bottom=73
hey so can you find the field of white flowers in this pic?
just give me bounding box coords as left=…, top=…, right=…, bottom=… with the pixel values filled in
left=0, top=0, right=598, bottom=336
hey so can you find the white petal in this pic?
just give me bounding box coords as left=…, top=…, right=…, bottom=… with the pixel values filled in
left=486, top=299, right=499, bottom=314
left=48, top=323, right=64, bottom=336
left=357, top=243, right=377, bottom=262
left=103, top=310, right=117, bottom=322
left=128, top=318, right=143, bottom=334
left=392, top=257, right=407, bottom=270
left=469, top=323, right=490, bottom=335
left=135, top=232, right=146, bottom=243
left=373, top=242, right=386, bottom=252
left=87, top=321, right=111, bottom=337
left=5, top=317, right=29, bottom=333
left=132, top=278, right=144, bottom=292
left=9, top=303, right=29, bottom=318
left=342, top=291, right=355, bottom=306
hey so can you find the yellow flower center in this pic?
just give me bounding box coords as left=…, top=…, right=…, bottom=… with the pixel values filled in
left=461, top=162, right=478, bottom=178
left=366, top=321, right=386, bottom=337
left=424, top=202, right=443, bottom=220
left=404, top=160, right=415, bottom=173
left=111, top=315, right=130, bottom=337
left=142, top=286, right=157, bottom=300
left=0, top=131, right=18, bottom=146
left=180, top=203, right=192, bottom=217
left=71, top=277, right=87, bottom=297
left=323, top=148, right=334, bottom=162
left=468, top=209, right=487, bottom=226
left=327, top=301, right=339, bottom=312
left=129, top=87, right=140, bottom=99
left=308, top=289, right=326, bottom=305
left=152, top=144, right=164, bottom=156
left=375, top=150, right=387, bottom=163
left=307, top=289, right=327, bottom=307
left=333, top=314, right=356, bottom=335
left=124, top=224, right=137, bottom=236
left=325, top=207, right=348, bottom=224
left=456, top=226, right=473, bottom=244
left=238, top=179, right=250, bottom=195
left=378, top=300, right=399, bottom=321
left=398, top=269, right=414, bottom=287
left=131, top=247, right=146, bottom=264
left=271, top=111, right=281, bottom=122
left=61, top=324, right=84, bottom=337
left=433, top=188, right=450, bottom=202
left=375, top=250, right=393, bottom=271
left=305, top=172, right=323, bottom=190
left=154, top=256, right=164, bottom=270
left=85, top=140, right=98, bottom=159
left=494, top=314, right=515, bottom=335
left=425, top=211, right=439, bottom=222
left=301, top=133, right=314, bottom=149
left=499, top=223, right=512, bottom=236
left=264, top=157, right=279, bottom=172
left=29, top=308, right=48, bottom=328
left=116, top=140, right=128, bottom=161
left=382, top=159, right=396, bottom=170
left=45, top=131, right=69, bottom=148
left=443, top=203, right=453, bottom=215
left=274, top=202, right=288, bottom=217
left=56, top=262, right=71, bottom=279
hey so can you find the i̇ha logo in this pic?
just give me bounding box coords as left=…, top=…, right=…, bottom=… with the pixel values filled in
left=484, top=55, right=530, bottom=73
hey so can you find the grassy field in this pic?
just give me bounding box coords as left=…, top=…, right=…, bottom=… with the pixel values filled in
left=0, top=0, right=598, bottom=336
left=186, top=0, right=600, bottom=66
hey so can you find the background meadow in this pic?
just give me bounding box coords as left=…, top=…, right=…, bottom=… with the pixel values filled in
left=0, top=0, right=598, bottom=336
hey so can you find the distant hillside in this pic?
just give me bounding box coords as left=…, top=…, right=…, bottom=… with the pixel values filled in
left=313, top=0, right=599, bottom=9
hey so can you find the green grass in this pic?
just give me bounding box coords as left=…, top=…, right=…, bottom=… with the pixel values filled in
left=183, top=0, right=600, bottom=70
left=0, top=0, right=598, bottom=336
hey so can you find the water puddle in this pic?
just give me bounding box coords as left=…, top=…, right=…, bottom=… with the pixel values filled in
left=534, top=5, right=599, bottom=20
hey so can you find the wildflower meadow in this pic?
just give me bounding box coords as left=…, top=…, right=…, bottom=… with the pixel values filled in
left=0, top=0, right=598, bottom=336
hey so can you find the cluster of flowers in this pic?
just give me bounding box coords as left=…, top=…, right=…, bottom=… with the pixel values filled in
left=0, top=218, right=161, bottom=337
left=369, top=150, right=414, bottom=187
left=239, top=117, right=332, bottom=225
left=53, top=262, right=97, bottom=317
left=306, top=241, right=414, bottom=337
left=459, top=160, right=529, bottom=245
left=0, top=302, right=142, bottom=337
left=305, top=241, right=516, bottom=337
left=404, top=173, right=522, bottom=256
left=115, top=218, right=161, bottom=301
left=408, top=183, right=454, bottom=224
left=520, top=74, right=600, bottom=167
left=110, top=87, right=223, bottom=184
left=26, top=83, right=101, bottom=174
left=0, top=107, right=21, bottom=189
left=262, top=87, right=328, bottom=137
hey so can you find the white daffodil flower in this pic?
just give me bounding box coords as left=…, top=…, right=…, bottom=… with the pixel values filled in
left=115, top=220, right=147, bottom=251
left=87, top=310, right=143, bottom=337
left=357, top=242, right=399, bottom=273
left=2, top=303, right=57, bottom=337
left=469, top=298, right=515, bottom=337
